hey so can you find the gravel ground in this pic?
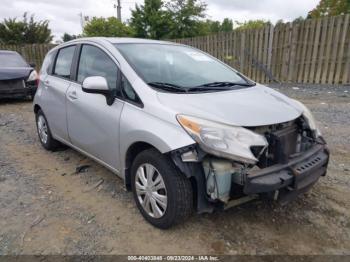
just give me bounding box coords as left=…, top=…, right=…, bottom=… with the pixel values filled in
left=0, top=85, right=349, bottom=255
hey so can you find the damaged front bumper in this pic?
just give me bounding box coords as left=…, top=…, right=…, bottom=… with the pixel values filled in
left=171, top=142, right=329, bottom=213
left=244, top=143, right=329, bottom=204
left=0, top=80, right=37, bottom=99
left=0, top=87, right=36, bottom=98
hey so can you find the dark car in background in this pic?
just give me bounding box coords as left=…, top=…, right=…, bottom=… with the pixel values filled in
left=0, top=50, right=38, bottom=99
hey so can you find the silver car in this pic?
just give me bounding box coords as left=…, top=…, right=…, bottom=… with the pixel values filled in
left=34, top=38, right=329, bottom=229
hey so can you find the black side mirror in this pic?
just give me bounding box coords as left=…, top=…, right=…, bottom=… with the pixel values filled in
left=29, top=62, right=36, bottom=68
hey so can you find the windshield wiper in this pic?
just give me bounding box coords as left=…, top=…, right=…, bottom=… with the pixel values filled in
left=197, top=81, right=256, bottom=88
left=148, top=81, right=255, bottom=93
left=187, top=86, right=236, bottom=92
left=147, top=82, right=188, bottom=93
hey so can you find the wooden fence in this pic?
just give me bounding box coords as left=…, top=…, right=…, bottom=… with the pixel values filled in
left=1, top=14, right=349, bottom=84
left=172, top=14, right=350, bottom=85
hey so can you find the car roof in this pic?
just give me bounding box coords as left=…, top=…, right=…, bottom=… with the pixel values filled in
left=105, top=37, right=173, bottom=45
left=65, top=37, right=178, bottom=46
left=53, top=37, right=185, bottom=55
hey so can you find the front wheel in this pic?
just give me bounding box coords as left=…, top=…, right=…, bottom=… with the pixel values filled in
left=131, top=149, right=193, bottom=229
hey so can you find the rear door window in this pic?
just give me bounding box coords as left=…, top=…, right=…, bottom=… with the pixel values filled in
left=53, top=46, right=76, bottom=79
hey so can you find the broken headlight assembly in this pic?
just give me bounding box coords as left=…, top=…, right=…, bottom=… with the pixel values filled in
left=177, top=115, right=268, bottom=164
left=293, top=100, right=321, bottom=138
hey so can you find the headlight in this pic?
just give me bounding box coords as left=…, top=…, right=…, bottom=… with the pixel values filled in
left=293, top=100, right=321, bottom=137
left=177, top=115, right=268, bottom=164
left=27, top=70, right=38, bottom=82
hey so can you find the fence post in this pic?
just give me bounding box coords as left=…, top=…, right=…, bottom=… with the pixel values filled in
left=328, top=16, right=342, bottom=84
left=309, top=18, right=322, bottom=83
left=342, top=16, right=350, bottom=84
left=334, top=14, right=349, bottom=84
left=240, top=31, right=245, bottom=72
left=267, top=24, right=274, bottom=83
left=315, top=17, right=329, bottom=83
left=287, top=23, right=300, bottom=83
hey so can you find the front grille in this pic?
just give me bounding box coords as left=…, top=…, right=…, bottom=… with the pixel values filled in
left=0, top=80, right=25, bottom=90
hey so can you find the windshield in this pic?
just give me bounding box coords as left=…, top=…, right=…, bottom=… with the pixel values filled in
left=115, top=43, right=253, bottom=92
left=0, top=52, right=28, bottom=68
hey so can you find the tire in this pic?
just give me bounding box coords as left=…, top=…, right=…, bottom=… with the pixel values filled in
left=131, top=148, right=193, bottom=229
left=35, top=109, right=60, bottom=151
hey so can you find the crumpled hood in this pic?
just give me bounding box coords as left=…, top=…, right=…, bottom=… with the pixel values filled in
left=157, top=84, right=303, bottom=127
left=0, top=67, right=32, bottom=81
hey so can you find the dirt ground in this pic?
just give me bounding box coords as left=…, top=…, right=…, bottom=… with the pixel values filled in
left=0, top=85, right=349, bottom=255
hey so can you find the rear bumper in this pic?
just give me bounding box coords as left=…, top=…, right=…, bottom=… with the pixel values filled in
left=244, top=143, right=329, bottom=203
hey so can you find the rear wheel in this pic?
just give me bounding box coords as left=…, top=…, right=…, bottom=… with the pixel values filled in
left=131, top=149, right=193, bottom=229
left=35, top=109, right=60, bottom=151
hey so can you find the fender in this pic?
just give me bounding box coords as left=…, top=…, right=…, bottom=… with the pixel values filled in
left=119, top=103, right=195, bottom=179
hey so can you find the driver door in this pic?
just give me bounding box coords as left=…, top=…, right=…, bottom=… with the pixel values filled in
left=66, top=44, right=124, bottom=171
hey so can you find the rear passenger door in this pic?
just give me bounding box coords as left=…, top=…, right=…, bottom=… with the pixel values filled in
left=66, top=44, right=124, bottom=171
left=43, top=45, right=76, bottom=142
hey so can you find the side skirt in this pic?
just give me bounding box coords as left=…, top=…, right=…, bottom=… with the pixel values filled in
left=53, top=136, right=123, bottom=179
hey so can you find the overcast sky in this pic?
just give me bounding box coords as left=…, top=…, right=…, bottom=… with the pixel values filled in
left=0, top=0, right=319, bottom=41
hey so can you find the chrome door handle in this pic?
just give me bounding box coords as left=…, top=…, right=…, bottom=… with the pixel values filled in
left=68, top=91, right=78, bottom=100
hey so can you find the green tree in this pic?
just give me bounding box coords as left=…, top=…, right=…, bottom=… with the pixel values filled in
left=83, top=17, right=134, bottom=37
left=130, top=0, right=172, bottom=39
left=293, top=16, right=305, bottom=23
left=194, top=20, right=213, bottom=35
left=209, top=20, right=221, bottom=33
left=235, top=20, right=271, bottom=30
left=166, top=0, right=207, bottom=38
left=198, top=19, right=220, bottom=34
left=197, top=18, right=233, bottom=35
left=0, top=13, right=52, bottom=44
left=275, top=19, right=284, bottom=26
left=221, top=18, right=233, bottom=32
left=62, top=33, right=78, bottom=42
left=308, top=0, right=350, bottom=18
